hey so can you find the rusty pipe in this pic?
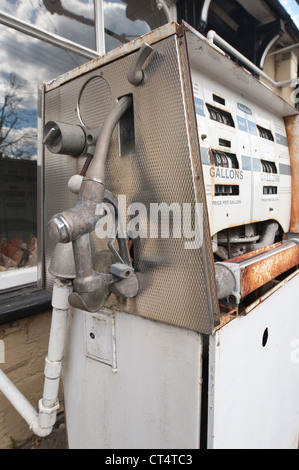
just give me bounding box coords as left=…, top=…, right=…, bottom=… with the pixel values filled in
left=215, top=239, right=299, bottom=301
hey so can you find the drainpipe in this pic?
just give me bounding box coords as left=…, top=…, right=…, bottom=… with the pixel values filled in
left=268, top=43, right=299, bottom=56
left=207, top=30, right=296, bottom=88
left=0, top=278, right=72, bottom=437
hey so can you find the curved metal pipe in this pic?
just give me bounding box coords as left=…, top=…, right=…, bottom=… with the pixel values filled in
left=48, top=95, right=137, bottom=312
left=207, top=30, right=296, bottom=88
left=127, top=43, right=153, bottom=86
left=48, top=96, right=132, bottom=244
left=251, top=221, right=279, bottom=251
left=86, top=95, right=133, bottom=182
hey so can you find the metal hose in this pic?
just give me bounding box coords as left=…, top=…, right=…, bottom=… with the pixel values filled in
left=85, top=95, right=133, bottom=182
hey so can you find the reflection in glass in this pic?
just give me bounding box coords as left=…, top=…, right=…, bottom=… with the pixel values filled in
left=0, top=24, right=89, bottom=272
left=104, top=0, right=168, bottom=52
left=0, top=0, right=96, bottom=49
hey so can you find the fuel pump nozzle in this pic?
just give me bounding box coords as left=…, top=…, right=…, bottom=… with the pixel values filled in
left=47, top=95, right=139, bottom=311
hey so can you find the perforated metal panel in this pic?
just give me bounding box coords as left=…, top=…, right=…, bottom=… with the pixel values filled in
left=38, top=28, right=219, bottom=334
left=78, top=76, right=112, bottom=128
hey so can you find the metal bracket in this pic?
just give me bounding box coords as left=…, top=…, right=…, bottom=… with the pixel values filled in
left=215, top=262, right=241, bottom=304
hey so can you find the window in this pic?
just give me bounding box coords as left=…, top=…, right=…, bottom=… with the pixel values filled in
left=0, top=0, right=96, bottom=49
left=0, top=0, right=177, bottom=314
left=103, top=0, right=169, bottom=52
left=0, top=2, right=95, bottom=291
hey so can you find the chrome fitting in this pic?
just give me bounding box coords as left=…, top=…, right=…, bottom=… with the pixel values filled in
left=48, top=215, right=71, bottom=244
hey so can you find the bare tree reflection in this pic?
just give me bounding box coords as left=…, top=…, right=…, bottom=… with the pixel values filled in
left=0, top=74, right=36, bottom=159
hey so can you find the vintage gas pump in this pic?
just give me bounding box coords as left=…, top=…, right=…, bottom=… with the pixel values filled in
left=1, top=22, right=299, bottom=449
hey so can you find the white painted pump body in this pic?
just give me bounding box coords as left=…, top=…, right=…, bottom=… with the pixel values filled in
left=62, top=271, right=299, bottom=449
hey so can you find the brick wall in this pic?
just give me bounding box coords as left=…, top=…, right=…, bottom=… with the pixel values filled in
left=0, top=311, right=64, bottom=449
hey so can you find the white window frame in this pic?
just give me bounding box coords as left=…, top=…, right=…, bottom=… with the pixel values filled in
left=0, top=1, right=178, bottom=57
left=0, top=266, right=37, bottom=291
left=0, top=10, right=100, bottom=58
left=95, top=0, right=178, bottom=55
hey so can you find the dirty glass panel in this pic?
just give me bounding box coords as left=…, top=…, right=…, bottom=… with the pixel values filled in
left=0, top=0, right=96, bottom=49
left=104, top=0, right=169, bottom=52
left=0, top=24, right=88, bottom=274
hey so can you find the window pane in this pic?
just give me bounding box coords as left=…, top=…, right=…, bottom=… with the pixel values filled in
left=0, top=0, right=96, bottom=49
left=0, top=24, right=89, bottom=274
left=104, top=0, right=168, bottom=52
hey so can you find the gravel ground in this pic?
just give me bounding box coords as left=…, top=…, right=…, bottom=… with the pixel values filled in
left=17, top=415, right=68, bottom=449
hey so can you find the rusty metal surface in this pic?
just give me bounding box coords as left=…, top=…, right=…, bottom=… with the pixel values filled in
left=238, top=241, right=299, bottom=297
left=243, top=268, right=299, bottom=315
left=215, top=267, right=299, bottom=329
left=44, top=23, right=181, bottom=93
left=284, top=114, right=299, bottom=233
